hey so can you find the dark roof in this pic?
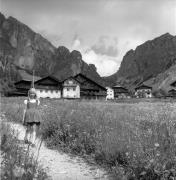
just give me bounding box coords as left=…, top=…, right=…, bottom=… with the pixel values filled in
left=14, top=79, right=32, bottom=85
left=135, top=84, right=152, bottom=91
left=62, top=76, right=80, bottom=84
left=34, top=75, right=61, bottom=84
left=168, top=89, right=176, bottom=93
left=74, top=73, right=106, bottom=91
left=14, top=75, right=41, bottom=85
left=170, top=80, right=176, bottom=87
left=112, top=85, right=128, bottom=90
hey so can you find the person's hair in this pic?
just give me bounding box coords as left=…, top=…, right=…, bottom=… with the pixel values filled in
left=28, top=88, right=37, bottom=100
left=28, top=93, right=37, bottom=99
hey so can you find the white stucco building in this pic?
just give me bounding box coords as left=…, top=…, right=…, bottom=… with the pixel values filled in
left=135, top=85, right=152, bottom=98
left=34, top=76, right=62, bottom=99
left=62, top=77, right=80, bottom=99
left=106, top=87, right=114, bottom=100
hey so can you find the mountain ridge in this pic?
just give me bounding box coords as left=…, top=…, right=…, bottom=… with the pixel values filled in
left=103, top=32, right=176, bottom=94
left=0, top=12, right=103, bottom=93
left=1, top=12, right=176, bottom=96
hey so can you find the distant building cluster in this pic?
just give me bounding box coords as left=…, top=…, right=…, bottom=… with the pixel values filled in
left=106, top=85, right=130, bottom=100
left=10, top=73, right=107, bottom=100
left=8, top=73, right=176, bottom=100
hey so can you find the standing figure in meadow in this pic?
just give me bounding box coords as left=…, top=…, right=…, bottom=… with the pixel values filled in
left=23, top=88, right=42, bottom=146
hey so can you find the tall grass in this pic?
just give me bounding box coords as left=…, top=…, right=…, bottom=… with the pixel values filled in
left=1, top=97, right=176, bottom=179
left=0, top=121, right=48, bottom=179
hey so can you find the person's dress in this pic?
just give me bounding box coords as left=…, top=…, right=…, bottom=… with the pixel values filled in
left=24, top=100, right=42, bottom=125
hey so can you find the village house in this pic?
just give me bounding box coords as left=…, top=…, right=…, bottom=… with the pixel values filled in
left=62, top=77, right=80, bottom=99
left=170, top=80, right=176, bottom=88
left=168, top=89, right=176, bottom=97
left=11, top=76, right=40, bottom=96
left=14, top=79, right=33, bottom=96
left=74, top=73, right=107, bottom=100
left=112, top=85, right=129, bottom=99
left=135, top=84, right=152, bottom=98
left=34, top=76, right=62, bottom=98
left=106, top=87, right=114, bottom=100
left=11, top=73, right=107, bottom=99
left=168, top=80, right=176, bottom=97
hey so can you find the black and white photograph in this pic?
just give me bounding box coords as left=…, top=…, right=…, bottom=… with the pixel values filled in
left=0, top=0, right=176, bottom=179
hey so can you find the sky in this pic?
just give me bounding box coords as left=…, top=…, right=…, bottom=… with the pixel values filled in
left=1, top=0, right=176, bottom=76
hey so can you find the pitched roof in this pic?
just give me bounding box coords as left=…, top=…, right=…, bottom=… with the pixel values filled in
left=135, top=84, right=152, bottom=90
left=170, top=80, right=176, bottom=87
left=14, top=79, right=33, bottom=85
left=14, top=75, right=41, bottom=84
left=62, top=76, right=80, bottom=84
left=74, top=73, right=106, bottom=91
left=168, top=89, right=176, bottom=92
left=34, top=75, right=61, bottom=84
left=112, top=85, right=128, bottom=90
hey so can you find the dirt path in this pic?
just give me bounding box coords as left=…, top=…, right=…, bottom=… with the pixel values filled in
left=1, top=115, right=110, bottom=180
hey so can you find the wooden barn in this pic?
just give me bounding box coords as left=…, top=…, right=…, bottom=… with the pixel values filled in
left=74, top=73, right=107, bottom=100
left=135, top=84, right=152, bottom=98
left=12, top=77, right=40, bottom=96
left=168, top=80, right=176, bottom=97
left=168, top=89, right=176, bottom=97
left=62, top=77, right=80, bottom=99
left=34, top=76, right=62, bottom=98
left=12, top=73, right=107, bottom=100
left=112, top=85, right=129, bottom=99
left=170, top=80, right=176, bottom=88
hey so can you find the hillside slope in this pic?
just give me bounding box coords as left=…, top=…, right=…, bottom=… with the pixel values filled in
left=104, top=33, right=176, bottom=92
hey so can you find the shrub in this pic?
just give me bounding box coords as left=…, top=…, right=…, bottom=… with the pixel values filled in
left=0, top=122, right=48, bottom=180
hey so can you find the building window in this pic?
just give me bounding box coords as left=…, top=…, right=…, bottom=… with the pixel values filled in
left=40, top=90, right=42, bottom=93
left=67, top=88, right=69, bottom=91
left=73, top=87, right=76, bottom=91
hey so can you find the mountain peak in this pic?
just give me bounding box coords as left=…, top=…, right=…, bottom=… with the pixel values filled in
left=104, top=33, right=176, bottom=90
left=0, top=12, right=5, bottom=26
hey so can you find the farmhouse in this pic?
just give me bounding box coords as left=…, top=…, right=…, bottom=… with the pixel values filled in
left=11, top=76, right=40, bottom=96
left=170, top=80, right=176, bottom=88
left=34, top=76, right=62, bottom=98
left=12, top=73, right=107, bottom=99
left=135, top=84, right=152, bottom=98
left=74, top=73, right=107, bottom=99
left=106, top=87, right=114, bottom=100
left=62, top=77, right=80, bottom=99
left=168, top=80, right=176, bottom=97
left=168, top=89, right=176, bottom=97
left=112, top=85, right=129, bottom=99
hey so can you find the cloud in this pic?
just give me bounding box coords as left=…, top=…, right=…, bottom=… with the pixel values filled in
left=91, top=36, right=118, bottom=57
left=83, top=49, right=119, bottom=76
left=2, top=0, right=176, bottom=76
left=71, top=37, right=119, bottom=76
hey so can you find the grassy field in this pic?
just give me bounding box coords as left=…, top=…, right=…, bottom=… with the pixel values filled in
left=0, top=121, right=48, bottom=180
left=1, top=97, right=176, bottom=180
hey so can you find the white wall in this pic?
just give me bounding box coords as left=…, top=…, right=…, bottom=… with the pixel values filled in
left=106, top=87, right=114, bottom=100
left=135, top=89, right=152, bottom=98
left=63, top=85, right=80, bottom=98
left=36, top=89, right=61, bottom=99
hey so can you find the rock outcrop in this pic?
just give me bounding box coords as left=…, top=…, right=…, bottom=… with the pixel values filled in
left=104, top=33, right=176, bottom=93
left=0, top=13, right=103, bottom=93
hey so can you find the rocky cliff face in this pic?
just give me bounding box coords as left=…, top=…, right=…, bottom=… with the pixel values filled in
left=104, top=33, right=176, bottom=92
left=0, top=13, right=103, bottom=93
left=53, top=46, right=101, bottom=82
